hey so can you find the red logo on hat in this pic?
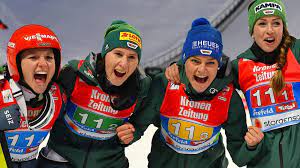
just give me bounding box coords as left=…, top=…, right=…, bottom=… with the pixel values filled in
left=121, top=32, right=128, bottom=37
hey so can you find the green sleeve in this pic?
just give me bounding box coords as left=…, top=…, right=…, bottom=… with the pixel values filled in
left=0, top=66, right=4, bottom=74
left=57, top=61, right=79, bottom=98
left=176, top=59, right=183, bottom=66
left=129, top=75, right=152, bottom=114
left=230, top=59, right=241, bottom=90
left=222, top=89, right=247, bottom=166
left=224, top=89, right=264, bottom=166
left=0, top=66, right=5, bottom=81
left=129, top=73, right=167, bottom=142
left=292, top=38, right=300, bottom=64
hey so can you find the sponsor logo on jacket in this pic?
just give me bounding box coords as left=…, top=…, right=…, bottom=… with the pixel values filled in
left=4, top=110, right=15, bottom=125
left=276, top=102, right=298, bottom=113
left=179, top=96, right=210, bottom=121
left=2, top=89, right=13, bottom=103
left=88, top=89, right=118, bottom=114
left=180, top=96, right=211, bottom=111
left=252, top=65, right=276, bottom=82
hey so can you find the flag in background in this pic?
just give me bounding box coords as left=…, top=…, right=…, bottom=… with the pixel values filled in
left=0, top=20, right=8, bottom=30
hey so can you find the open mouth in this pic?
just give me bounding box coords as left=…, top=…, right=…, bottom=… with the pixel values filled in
left=264, top=37, right=275, bottom=44
left=34, top=72, right=47, bottom=83
left=194, top=76, right=208, bottom=83
left=114, top=70, right=126, bottom=77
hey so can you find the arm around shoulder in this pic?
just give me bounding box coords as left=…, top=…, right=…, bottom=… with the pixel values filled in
left=292, top=38, right=300, bottom=64
left=225, top=89, right=264, bottom=166
left=57, top=62, right=78, bottom=97
left=128, top=73, right=166, bottom=143
left=230, top=59, right=241, bottom=90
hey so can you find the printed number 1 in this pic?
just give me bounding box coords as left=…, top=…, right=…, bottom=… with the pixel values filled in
left=7, top=135, right=19, bottom=146
left=79, top=113, right=88, bottom=124
left=253, top=88, right=288, bottom=107
left=8, top=134, right=35, bottom=147
left=93, top=119, right=104, bottom=128
left=185, top=126, right=195, bottom=139
left=171, top=123, right=195, bottom=139
left=78, top=113, right=104, bottom=128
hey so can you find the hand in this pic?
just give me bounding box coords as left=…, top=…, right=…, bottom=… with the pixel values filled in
left=165, top=63, right=180, bottom=84
left=244, top=126, right=264, bottom=148
left=116, top=122, right=135, bottom=144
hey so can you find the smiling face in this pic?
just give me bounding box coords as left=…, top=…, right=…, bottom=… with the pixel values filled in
left=20, top=48, right=55, bottom=94
left=104, top=48, right=139, bottom=86
left=185, top=56, right=218, bottom=93
left=252, top=16, right=283, bottom=53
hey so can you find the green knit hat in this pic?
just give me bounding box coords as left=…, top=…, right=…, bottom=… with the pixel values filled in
left=101, top=20, right=142, bottom=61
left=248, top=0, right=287, bottom=35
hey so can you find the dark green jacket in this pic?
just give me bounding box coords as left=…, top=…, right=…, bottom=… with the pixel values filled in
left=48, top=52, right=151, bottom=168
left=231, top=39, right=300, bottom=168
left=129, top=64, right=249, bottom=168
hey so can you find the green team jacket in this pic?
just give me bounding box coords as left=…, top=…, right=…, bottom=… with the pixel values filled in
left=231, top=39, right=300, bottom=168
left=47, top=52, right=151, bottom=168
left=129, top=65, right=249, bottom=168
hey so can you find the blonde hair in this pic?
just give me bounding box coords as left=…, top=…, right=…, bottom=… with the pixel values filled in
left=270, top=27, right=293, bottom=94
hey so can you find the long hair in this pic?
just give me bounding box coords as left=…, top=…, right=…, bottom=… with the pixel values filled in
left=270, top=27, right=294, bottom=94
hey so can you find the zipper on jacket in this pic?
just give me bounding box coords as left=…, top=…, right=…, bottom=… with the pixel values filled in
left=279, top=128, right=284, bottom=168
left=83, top=141, right=93, bottom=168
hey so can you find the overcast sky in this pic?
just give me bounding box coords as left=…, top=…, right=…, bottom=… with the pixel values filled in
left=1, top=0, right=299, bottom=66
left=0, top=0, right=227, bottom=65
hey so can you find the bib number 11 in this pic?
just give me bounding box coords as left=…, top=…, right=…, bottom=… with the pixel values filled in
left=76, top=112, right=118, bottom=130
left=251, top=84, right=293, bottom=107
left=168, top=119, right=213, bottom=141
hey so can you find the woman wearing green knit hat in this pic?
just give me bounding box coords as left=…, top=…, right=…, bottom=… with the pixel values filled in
left=230, top=0, right=300, bottom=167
left=38, top=20, right=151, bottom=168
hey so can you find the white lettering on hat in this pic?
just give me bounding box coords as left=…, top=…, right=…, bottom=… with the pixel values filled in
left=127, top=42, right=138, bottom=49
left=255, top=2, right=282, bottom=13
left=192, top=40, right=219, bottom=52
left=24, top=33, right=58, bottom=41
